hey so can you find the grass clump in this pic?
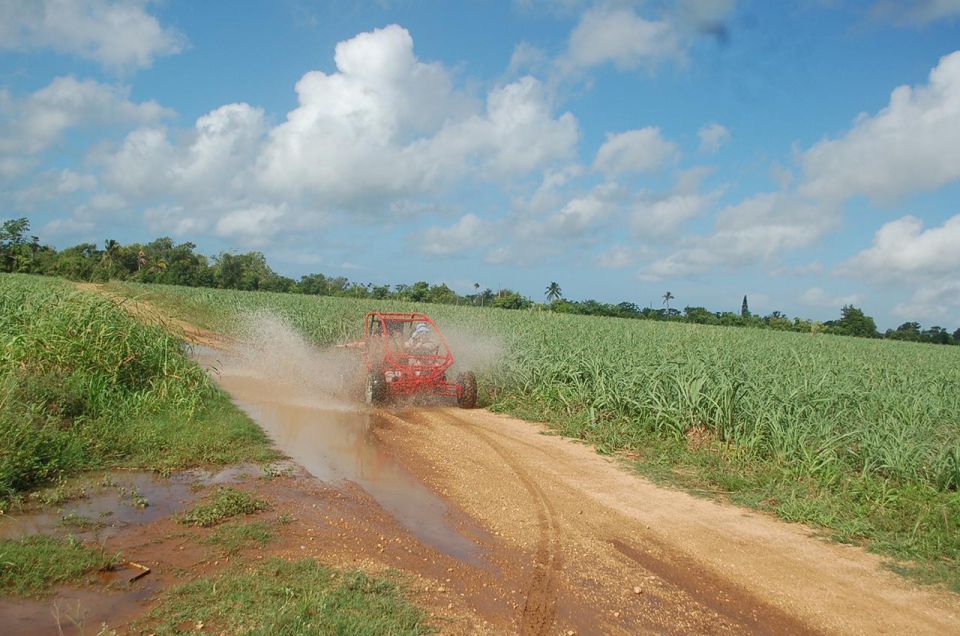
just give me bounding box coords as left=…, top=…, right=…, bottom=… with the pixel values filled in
left=139, top=558, right=431, bottom=636
left=0, top=274, right=276, bottom=508
left=200, top=521, right=274, bottom=555
left=60, top=512, right=105, bottom=530
left=0, top=535, right=118, bottom=597
left=177, top=487, right=268, bottom=527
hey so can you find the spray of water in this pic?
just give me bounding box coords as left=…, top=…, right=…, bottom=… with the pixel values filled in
left=206, top=310, right=507, bottom=410
left=216, top=310, right=364, bottom=410
left=441, top=325, right=507, bottom=379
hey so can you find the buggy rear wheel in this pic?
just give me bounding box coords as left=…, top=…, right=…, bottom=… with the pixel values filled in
left=365, top=367, right=388, bottom=406
left=456, top=371, right=477, bottom=409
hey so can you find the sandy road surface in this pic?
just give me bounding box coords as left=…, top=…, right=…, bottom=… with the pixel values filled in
left=367, top=407, right=960, bottom=635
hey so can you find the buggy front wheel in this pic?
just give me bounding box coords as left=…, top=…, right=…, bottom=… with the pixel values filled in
left=365, top=368, right=389, bottom=406
left=456, top=371, right=477, bottom=409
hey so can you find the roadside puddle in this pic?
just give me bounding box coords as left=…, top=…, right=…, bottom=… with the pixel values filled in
left=192, top=344, right=483, bottom=565
left=0, top=582, right=157, bottom=636
left=0, top=467, right=251, bottom=636
left=0, top=465, right=257, bottom=542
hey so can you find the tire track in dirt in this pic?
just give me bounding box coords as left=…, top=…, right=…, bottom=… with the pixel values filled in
left=397, top=409, right=563, bottom=636
left=431, top=409, right=822, bottom=635
left=468, top=426, right=562, bottom=636
left=607, top=538, right=815, bottom=635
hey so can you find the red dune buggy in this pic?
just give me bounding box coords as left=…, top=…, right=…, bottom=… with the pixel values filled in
left=342, top=312, right=477, bottom=408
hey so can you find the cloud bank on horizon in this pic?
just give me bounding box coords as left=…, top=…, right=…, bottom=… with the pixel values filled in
left=2, top=0, right=960, bottom=328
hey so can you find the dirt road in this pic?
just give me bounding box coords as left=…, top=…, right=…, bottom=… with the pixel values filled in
left=378, top=408, right=960, bottom=635
left=194, top=337, right=960, bottom=636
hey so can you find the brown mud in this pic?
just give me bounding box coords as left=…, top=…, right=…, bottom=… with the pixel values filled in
left=5, top=289, right=960, bottom=634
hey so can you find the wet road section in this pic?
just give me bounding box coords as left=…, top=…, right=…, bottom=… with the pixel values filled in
left=191, top=345, right=484, bottom=566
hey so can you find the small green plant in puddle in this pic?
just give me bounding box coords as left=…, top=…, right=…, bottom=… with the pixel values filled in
left=177, top=487, right=267, bottom=527
left=60, top=512, right=106, bottom=530
left=261, top=463, right=294, bottom=480
left=0, top=535, right=119, bottom=597
left=200, top=521, right=273, bottom=555
left=137, top=558, right=431, bottom=635
left=130, top=488, right=149, bottom=509
left=26, top=478, right=88, bottom=509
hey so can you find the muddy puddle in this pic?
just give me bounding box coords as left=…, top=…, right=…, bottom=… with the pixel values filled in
left=0, top=465, right=259, bottom=635
left=191, top=342, right=483, bottom=565
left=0, top=465, right=256, bottom=543
left=0, top=567, right=158, bottom=636
left=0, top=583, right=156, bottom=636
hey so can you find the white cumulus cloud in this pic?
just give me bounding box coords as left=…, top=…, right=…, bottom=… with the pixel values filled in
left=839, top=214, right=960, bottom=281
left=632, top=192, right=713, bottom=239
left=800, top=286, right=864, bottom=308
left=214, top=203, right=288, bottom=246
left=639, top=192, right=838, bottom=280
left=419, top=213, right=493, bottom=256
left=518, top=183, right=623, bottom=241
left=800, top=50, right=960, bottom=205
left=641, top=50, right=960, bottom=283
left=596, top=244, right=652, bottom=269
left=593, top=127, right=679, bottom=176
left=256, top=25, right=576, bottom=201
left=892, top=281, right=960, bottom=322
left=839, top=213, right=960, bottom=324
left=560, top=2, right=736, bottom=74
left=697, top=122, right=731, bottom=154
left=12, top=168, right=97, bottom=206
left=78, top=25, right=577, bottom=247
left=0, top=76, right=171, bottom=157
left=566, top=7, right=683, bottom=71
left=0, top=0, right=185, bottom=69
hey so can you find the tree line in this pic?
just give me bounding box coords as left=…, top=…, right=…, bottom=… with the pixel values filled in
left=0, top=217, right=531, bottom=308
left=3, top=217, right=958, bottom=345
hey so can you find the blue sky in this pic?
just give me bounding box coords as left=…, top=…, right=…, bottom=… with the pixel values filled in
left=3, top=1, right=960, bottom=329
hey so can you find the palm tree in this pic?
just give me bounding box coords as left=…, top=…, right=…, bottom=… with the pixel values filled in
left=545, top=282, right=562, bottom=302
left=473, top=282, right=481, bottom=306
left=662, top=291, right=675, bottom=311
left=102, top=239, right=121, bottom=277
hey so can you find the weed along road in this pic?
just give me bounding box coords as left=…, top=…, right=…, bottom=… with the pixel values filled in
left=192, top=338, right=960, bottom=635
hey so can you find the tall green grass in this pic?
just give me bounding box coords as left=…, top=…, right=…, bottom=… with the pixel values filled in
left=109, top=282, right=960, bottom=587
left=0, top=275, right=274, bottom=504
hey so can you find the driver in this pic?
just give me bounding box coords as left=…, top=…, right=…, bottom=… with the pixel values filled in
left=405, top=322, right=437, bottom=354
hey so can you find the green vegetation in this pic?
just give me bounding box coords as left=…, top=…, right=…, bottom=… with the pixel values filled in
left=200, top=521, right=274, bottom=555
left=0, top=535, right=118, bottom=597
left=0, top=274, right=276, bottom=507
left=177, top=487, right=268, bottom=527
left=109, top=282, right=960, bottom=588
left=4, top=216, right=958, bottom=343
left=138, top=558, right=431, bottom=635
left=60, top=512, right=105, bottom=530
